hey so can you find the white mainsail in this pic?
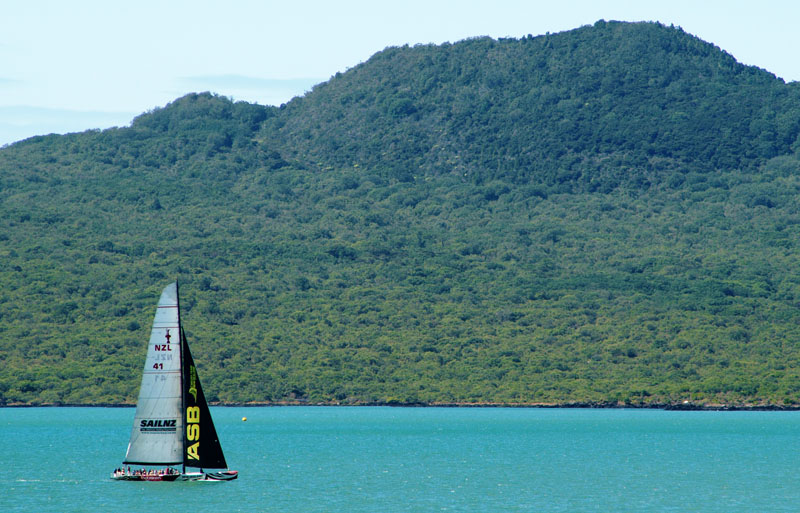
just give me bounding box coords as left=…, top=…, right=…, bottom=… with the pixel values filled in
left=123, top=283, right=184, bottom=465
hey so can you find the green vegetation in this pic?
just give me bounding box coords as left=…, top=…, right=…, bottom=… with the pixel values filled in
left=2, top=21, right=800, bottom=407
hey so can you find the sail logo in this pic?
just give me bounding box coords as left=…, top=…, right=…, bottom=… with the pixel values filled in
left=140, top=419, right=177, bottom=433
left=188, top=365, right=198, bottom=402
left=186, top=406, right=200, bottom=460
left=155, top=329, right=173, bottom=352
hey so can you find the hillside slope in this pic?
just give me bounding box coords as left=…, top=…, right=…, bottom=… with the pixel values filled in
left=266, top=20, right=800, bottom=188
left=2, top=21, right=800, bottom=407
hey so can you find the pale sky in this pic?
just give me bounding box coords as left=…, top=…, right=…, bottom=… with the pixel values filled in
left=2, top=0, right=799, bottom=147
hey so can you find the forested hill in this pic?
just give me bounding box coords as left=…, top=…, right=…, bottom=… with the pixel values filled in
left=3, top=21, right=800, bottom=407
left=266, top=20, right=800, bottom=189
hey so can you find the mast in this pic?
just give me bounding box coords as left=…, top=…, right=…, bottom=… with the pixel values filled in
left=177, top=281, right=186, bottom=475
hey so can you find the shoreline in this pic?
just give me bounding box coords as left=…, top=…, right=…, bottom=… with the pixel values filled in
left=3, top=401, right=799, bottom=411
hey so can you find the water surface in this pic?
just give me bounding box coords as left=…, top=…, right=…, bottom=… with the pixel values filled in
left=2, top=407, right=798, bottom=512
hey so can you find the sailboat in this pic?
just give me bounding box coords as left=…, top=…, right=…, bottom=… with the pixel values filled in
left=111, top=282, right=238, bottom=481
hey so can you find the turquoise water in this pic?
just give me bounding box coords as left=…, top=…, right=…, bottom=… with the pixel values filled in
left=2, top=407, right=799, bottom=512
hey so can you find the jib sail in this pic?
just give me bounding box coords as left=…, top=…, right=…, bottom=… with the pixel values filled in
left=181, top=326, right=228, bottom=469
